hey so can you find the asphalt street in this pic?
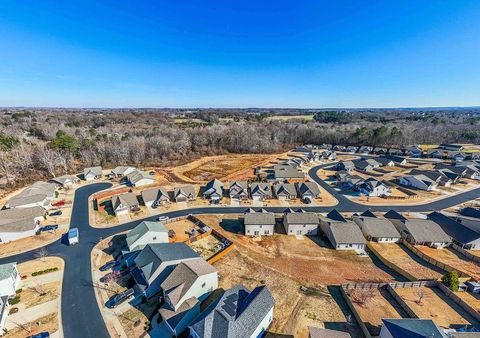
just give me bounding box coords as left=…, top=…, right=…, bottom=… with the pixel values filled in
left=1, top=164, right=479, bottom=338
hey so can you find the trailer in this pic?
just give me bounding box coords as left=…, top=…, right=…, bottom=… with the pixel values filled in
left=68, top=228, right=79, bottom=245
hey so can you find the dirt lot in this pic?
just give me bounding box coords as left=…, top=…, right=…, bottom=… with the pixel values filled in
left=118, top=301, right=158, bottom=338
left=393, top=286, right=478, bottom=329
left=415, top=246, right=480, bottom=280
left=168, top=153, right=286, bottom=183
left=199, top=214, right=396, bottom=285
left=17, top=256, right=64, bottom=276
left=347, top=287, right=405, bottom=336
left=456, top=291, right=480, bottom=313
left=3, top=313, right=58, bottom=338
left=369, top=243, right=444, bottom=280
left=22, top=281, right=60, bottom=308
left=165, top=218, right=198, bottom=242
left=190, top=234, right=224, bottom=260
left=0, top=231, right=66, bottom=258
left=214, top=247, right=362, bottom=338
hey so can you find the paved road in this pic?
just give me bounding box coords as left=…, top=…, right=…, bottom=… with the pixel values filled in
left=1, top=163, right=479, bottom=338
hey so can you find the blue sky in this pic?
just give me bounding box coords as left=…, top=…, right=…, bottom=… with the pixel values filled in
left=0, top=0, right=479, bottom=108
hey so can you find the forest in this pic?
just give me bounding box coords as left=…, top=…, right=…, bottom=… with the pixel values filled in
left=0, top=108, right=479, bottom=189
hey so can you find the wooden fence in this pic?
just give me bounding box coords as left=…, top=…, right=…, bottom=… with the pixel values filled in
left=385, top=284, right=418, bottom=319
left=451, top=244, right=480, bottom=264
left=437, top=283, right=480, bottom=321
left=367, top=243, right=420, bottom=281
left=339, top=287, right=372, bottom=338
left=94, top=187, right=132, bottom=201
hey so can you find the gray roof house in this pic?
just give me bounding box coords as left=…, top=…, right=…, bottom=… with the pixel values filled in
left=202, top=179, right=224, bottom=200
left=379, top=318, right=447, bottom=338
left=297, top=182, right=321, bottom=200
left=283, top=209, right=319, bottom=235
left=352, top=212, right=401, bottom=242
left=250, top=182, right=273, bottom=201
left=375, top=157, right=395, bottom=167
left=158, top=258, right=218, bottom=337
left=410, top=169, right=453, bottom=186
left=83, top=166, right=102, bottom=180
left=141, top=187, right=170, bottom=207
left=48, top=175, right=79, bottom=188
left=427, top=148, right=444, bottom=158
left=228, top=181, right=249, bottom=200
left=346, top=146, right=358, bottom=153
left=273, top=183, right=297, bottom=200
left=126, top=170, right=156, bottom=187
left=273, top=164, right=304, bottom=181
left=319, top=210, right=366, bottom=250
left=336, top=160, right=355, bottom=172
left=0, top=206, right=45, bottom=243
left=111, top=192, right=139, bottom=216
left=126, top=221, right=169, bottom=251
left=385, top=210, right=451, bottom=248
left=244, top=209, right=275, bottom=236
left=109, top=166, right=136, bottom=178
left=5, top=181, right=57, bottom=209
left=355, top=178, right=391, bottom=197
left=398, top=174, right=438, bottom=191
left=373, top=147, right=387, bottom=155
left=131, top=243, right=200, bottom=299
left=352, top=159, right=373, bottom=172
left=188, top=284, right=275, bottom=338
left=428, top=212, right=480, bottom=250
left=174, top=186, right=196, bottom=202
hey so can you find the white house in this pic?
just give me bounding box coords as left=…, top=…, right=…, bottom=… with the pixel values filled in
left=189, top=284, right=275, bottom=338
left=158, top=259, right=218, bottom=336
left=0, top=263, right=20, bottom=336
left=125, top=221, right=169, bottom=251
left=283, top=209, right=319, bottom=235
left=83, top=166, right=102, bottom=181
left=109, top=166, right=136, bottom=178
left=111, top=193, right=139, bottom=216
left=352, top=212, right=401, bottom=243
left=356, top=178, right=391, bottom=197
left=0, top=207, right=45, bottom=243
left=5, top=181, right=57, bottom=209
left=244, top=209, right=275, bottom=236
left=141, top=187, right=170, bottom=207
left=319, top=210, right=366, bottom=251
left=398, top=175, right=437, bottom=191
left=48, top=175, right=79, bottom=188
left=126, top=170, right=156, bottom=187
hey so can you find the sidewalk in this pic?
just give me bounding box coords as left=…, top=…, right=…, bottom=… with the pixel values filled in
left=6, top=299, right=58, bottom=330
left=21, top=270, right=63, bottom=288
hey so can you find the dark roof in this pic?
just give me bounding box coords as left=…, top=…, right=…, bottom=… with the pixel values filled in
left=361, top=210, right=376, bottom=217
left=297, top=182, right=321, bottom=196
left=461, top=207, right=480, bottom=219
left=326, top=209, right=346, bottom=222
left=189, top=284, right=275, bottom=338
left=273, top=164, right=304, bottom=179
left=382, top=318, right=447, bottom=338
left=384, top=210, right=406, bottom=220
left=428, top=212, right=480, bottom=245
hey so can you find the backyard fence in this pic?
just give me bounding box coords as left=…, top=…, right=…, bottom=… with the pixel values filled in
left=451, top=244, right=480, bottom=264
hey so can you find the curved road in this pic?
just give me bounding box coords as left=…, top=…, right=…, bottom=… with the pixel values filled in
left=1, top=164, right=479, bottom=338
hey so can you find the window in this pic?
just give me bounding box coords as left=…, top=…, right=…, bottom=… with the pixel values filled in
left=152, top=236, right=157, bottom=240
left=264, top=230, right=270, bottom=235
left=254, top=231, right=260, bottom=236
left=201, top=282, right=206, bottom=288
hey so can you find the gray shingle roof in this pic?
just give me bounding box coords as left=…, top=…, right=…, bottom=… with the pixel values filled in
left=250, top=183, right=273, bottom=197
left=329, top=221, right=367, bottom=245
left=273, top=183, right=297, bottom=197
left=403, top=219, right=452, bottom=243
left=297, top=182, right=320, bottom=197
left=48, top=175, right=78, bottom=186
left=0, top=263, right=16, bottom=280
left=111, top=166, right=136, bottom=176
left=134, top=243, right=199, bottom=283
left=112, top=193, right=139, bottom=209
left=284, top=210, right=318, bottom=225
left=127, top=170, right=155, bottom=185
left=0, top=206, right=45, bottom=220
left=352, top=216, right=401, bottom=239
left=83, top=166, right=102, bottom=177
left=244, top=210, right=275, bottom=225
left=428, top=212, right=480, bottom=245
left=273, top=164, right=304, bottom=179
left=189, top=284, right=275, bottom=338
left=174, top=185, right=195, bottom=199
left=6, top=181, right=57, bottom=208
left=126, top=221, right=168, bottom=249
left=141, top=187, right=169, bottom=203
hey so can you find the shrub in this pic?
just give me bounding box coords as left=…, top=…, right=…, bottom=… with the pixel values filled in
left=442, top=271, right=459, bottom=291
left=31, top=267, right=59, bottom=277
left=9, top=295, right=20, bottom=305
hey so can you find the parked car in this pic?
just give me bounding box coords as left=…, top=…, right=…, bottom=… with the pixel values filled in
left=28, top=333, right=50, bottom=338
left=157, top=215, right=169, bottom=222
left=40, top=225, right=59, bottom=232
left=52, top=201, right=65, bottom=207
left=99, top=260, right=119, bottom=272
left=106, top=288, right=134, bottom=308
left=49, top=210, right=63, bottom=216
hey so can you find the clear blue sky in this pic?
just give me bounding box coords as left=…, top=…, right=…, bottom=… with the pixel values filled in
left=1, top=0, right=479, bottom=108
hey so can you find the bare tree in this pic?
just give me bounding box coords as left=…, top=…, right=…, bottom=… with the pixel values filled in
left=29, top=282, right=47, bottom=296
left=348, top=288, right=376, bottom=307
left=34, top=247, right=48, bottom=262
left=416, top=288, right=426, bottom=305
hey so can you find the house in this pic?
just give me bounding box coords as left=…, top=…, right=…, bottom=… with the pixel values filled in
left=5, top=181, right=57, bottom=209
left=244, top=209, right=275, bottom=236
left=405, top=146, right=422, bottom=158
left=283, top=209, right=319, bottom=235
left=346, top=146, right=358, bottom=153
left=202, top=179, right=224, bottom=201
left=428, top=212, right=480, bottom=250
left=126, top=221, right=169, bottom=251
left=48, top=175, right=79, bottom=188
left=388, top=148, right=404, bottom=156
left=0, top=206, right=45, bottom=242
left=375, top=157, right=395, bottom=167
left=141, top=187, right=170, bottom=207
left=355, top=178, right=391, bottom=197
left=158, top=259, right=218, bottom=337
left=398, top=174, right=437, bottom=191
left=373, top=147, right=387, bottom=155
left=352, top=211, right=401, bottom=242
left=468, top=153, right=480, bottom=161
left=409, top=169, right=452, bottom=187
left=306, top=150, right=320, bottom=162
left=83, top=166, right=102, bottom=180
left=188, top=284, right=275, bottom=338
left=111, top=193, right=139, bottom=216
left=308, top=327, right=352, bottom=338
left=335, top=171, right=350, bottom=183
left=319, top=144, right=332, bottom=150
left=352, top=159, right=373, bottom=172
left=440, top=143, right=464, bottom=151
left=336, top=161, right=355, bottom=172
left=447, top=151, right=467, bottom=163
left=333, top=145, right=346, bottom=152
left=126, top=170, right=156, bottom=187
left=228, top=181, right=249, bottom=200
left=385, top=210, right=451, bottom=248
left=379, top=318, right=447, bottom=338
left=174, top=186, right=196, bottom=203
left=426, top=148, right=443, bottom=159
left=273, top=164, right=304, bottom=181
left=250, top=183, right=273, bottom=201
left=109, top=166, right=136, bottom=178
left=0, top=263, right=20, bottom=336
left=320, top=150, right=336, bottom=160
left=297, top=182, right=321, bottom=201
left=343, top=175, right=364, bottom=189
left=386, top=155, right=407, bottom=166
left=319, top=210, right=366, bottom=250
left=358, top=146, right=372, bottom=154
left=131, top=243, right=200, bottom=299
left=273, top=183, right=297, bottom=200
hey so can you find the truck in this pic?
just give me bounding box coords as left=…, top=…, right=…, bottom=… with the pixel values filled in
left=68, top=228, right=79, bottom=245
